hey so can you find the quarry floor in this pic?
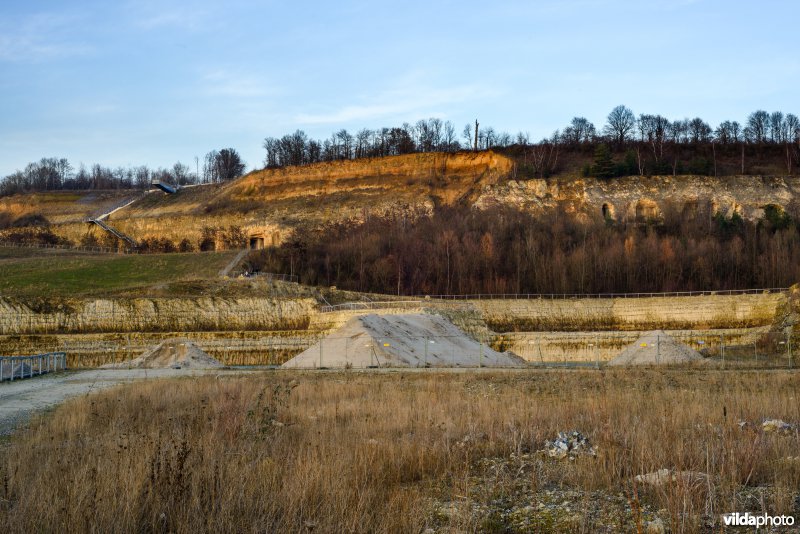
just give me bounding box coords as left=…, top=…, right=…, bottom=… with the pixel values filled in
left=0, top=367, right=517, bottom=437
left=0, top=368, right=258, bottom=436
left=0, top=365, right=599, bottom=437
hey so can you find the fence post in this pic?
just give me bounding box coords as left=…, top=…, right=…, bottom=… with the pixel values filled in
left=788, top=330, right=793, bottom=369
left=721, top=332, right=725, bottom=369
left=595, top=336, right=600, bottom=369
left=656, top=334, right=660, bottom=365
left=0, top=358, right=3, bottom=381
left=479, top=337, right=483, bottom=368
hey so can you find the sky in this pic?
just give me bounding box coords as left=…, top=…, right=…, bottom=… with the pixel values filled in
left=1, top=0, right=798, bottom=176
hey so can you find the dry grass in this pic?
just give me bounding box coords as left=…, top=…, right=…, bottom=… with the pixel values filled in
left=1, top=370, right=799, bottom=532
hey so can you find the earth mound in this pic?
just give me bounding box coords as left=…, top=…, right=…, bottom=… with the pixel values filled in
left=283, top=313, right=525, bottom=368
left=106, top=339, right=223, bottom=369
left=607, top=330, right=703, bottom=366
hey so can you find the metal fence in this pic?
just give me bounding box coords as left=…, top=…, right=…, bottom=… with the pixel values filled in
left=50, top=336, right=319, bottom=367
left=0, top=240, right=126, bottom=254
left=508, top=330, right=794, bottom=369
left=0, top=352, right=67, bottom=381
left=320, top=300, right=424, bottom=313
left=417, top=288, right=789, bottom=300
left=281, top=330, right=796, bottom=369
left=0, top=330, right=794, bottom=370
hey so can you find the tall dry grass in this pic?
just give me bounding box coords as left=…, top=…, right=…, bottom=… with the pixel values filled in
left=1, top=369, right=798, bottom=532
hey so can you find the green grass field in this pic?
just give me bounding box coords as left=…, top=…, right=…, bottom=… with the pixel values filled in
left=0, top=247, right=238, bottom=296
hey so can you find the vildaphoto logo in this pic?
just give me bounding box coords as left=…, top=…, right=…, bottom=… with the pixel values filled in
left=721, top=512, right=795, bottom=528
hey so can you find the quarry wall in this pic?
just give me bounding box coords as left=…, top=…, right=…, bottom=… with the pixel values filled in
left=476, top=174, right=800, bottom=222
left=497, top=327, right=773, bottom=363
left=8, top=151, right=799, bottom=249
left=0, top=297, right=317, bottom=334
left=470, top=293, right=785, bottom=332
left=0, top=291, right=790, bottom=366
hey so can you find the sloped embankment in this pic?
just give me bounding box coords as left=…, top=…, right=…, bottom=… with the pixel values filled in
left=107, top=151, right=514, bottom=245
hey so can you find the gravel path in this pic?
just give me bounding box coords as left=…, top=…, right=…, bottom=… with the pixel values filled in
left=0, top=369, right=229, bottom=436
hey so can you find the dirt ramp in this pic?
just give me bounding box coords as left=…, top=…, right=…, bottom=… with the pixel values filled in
left=607, top=330, right=703, bottom=366
left=283, top=313, right=524, bottom=368
left=106, top=339, right=223, bottom=369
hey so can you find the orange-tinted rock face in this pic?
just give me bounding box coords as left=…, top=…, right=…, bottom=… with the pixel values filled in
left=5, top=151, right=800, bottom=248
left=225, top=151, right=513, bottom=206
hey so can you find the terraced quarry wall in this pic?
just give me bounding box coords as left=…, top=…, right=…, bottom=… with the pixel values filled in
left=0, top=291, right=790, bottom=366
left=0, top=331, right=314, bottom=368
left=495, top=327, right=773, bottom=363
left=472, top=293, right=785, bottom=332
left=0, top=297, right=317, bottom=334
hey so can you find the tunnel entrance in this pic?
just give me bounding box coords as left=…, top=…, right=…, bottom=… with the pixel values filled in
left=249, top=235, right=265, bottom=250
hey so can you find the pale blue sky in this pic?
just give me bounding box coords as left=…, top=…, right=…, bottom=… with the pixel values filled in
left=1, top=0, right=798, bottom=176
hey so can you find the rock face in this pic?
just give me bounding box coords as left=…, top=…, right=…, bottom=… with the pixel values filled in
left=0, top=297, right=316, bottom=335
left=109, top=151, right=513, bottom=245
left=283, top=313, right=525, bottom=369
left=5, top=151, right=798, bottom=246
left=476, top=174, right=800, bottom=223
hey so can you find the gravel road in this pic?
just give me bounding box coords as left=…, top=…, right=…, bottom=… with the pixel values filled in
left=0, top=369, right=230, bottom=436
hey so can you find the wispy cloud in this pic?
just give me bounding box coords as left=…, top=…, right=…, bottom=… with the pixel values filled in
left=198, top=69, right=282, bottom=98
left=295, top=78, right=500, bottom=125
left=126, top=0, right=211, bottom=31
left=0, top=12, right=93, bottom=62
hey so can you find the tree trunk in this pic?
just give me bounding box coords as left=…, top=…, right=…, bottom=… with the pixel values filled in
left=741, top=144, right=745, bottom=174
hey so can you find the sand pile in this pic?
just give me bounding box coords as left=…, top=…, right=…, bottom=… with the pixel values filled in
left=283, top=313, right=525, bottom=368
left=106, top=339, right=223, bottom=369
left=607, top=330, right=703, bottom=366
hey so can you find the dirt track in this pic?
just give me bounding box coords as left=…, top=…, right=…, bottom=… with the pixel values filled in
left=0, top=369, right=232, bottom=436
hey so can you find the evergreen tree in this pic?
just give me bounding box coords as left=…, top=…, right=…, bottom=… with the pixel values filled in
left=592, top=143, right=615, bottom=178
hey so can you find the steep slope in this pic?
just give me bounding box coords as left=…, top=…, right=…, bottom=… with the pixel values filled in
left=107, top=151, right=513, bottom=246
left=3, top=151, right=800, bottom=250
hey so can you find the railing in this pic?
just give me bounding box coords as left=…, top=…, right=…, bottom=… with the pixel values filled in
left=0, top=352, right=67, bottom=381
left=320, top=300, right=424, bottom=313
left=87, top=192, right=146, bottom=221
left=88, top=219, right=138, bottom=248
left=416, top=288, right=789, bottom=300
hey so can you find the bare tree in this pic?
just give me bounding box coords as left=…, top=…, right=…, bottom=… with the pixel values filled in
left=442, top=121, right=458, bottom=151
left=563, top=117, right=596, bottom=145
left=770, top=111, right=785, bottom=142
left=638, top=114, right=669, bottom=159
left=603, top=105, right=636, bottom=146
left=688, top=117, right=712, bottom=143
left=214, top=148, right=246, bottom=181
left=746, top=110, right=770, bottom=143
